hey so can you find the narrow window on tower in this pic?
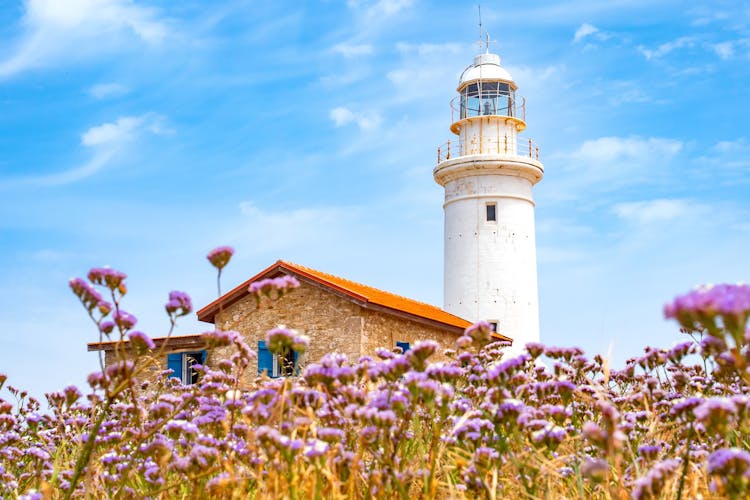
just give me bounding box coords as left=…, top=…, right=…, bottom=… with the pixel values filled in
left=486, top=203, right=497, bottom=222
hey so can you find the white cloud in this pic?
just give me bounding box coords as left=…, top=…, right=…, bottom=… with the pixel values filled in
left=332, top=43, right=374, bottom=58
left=547, top=136, right=684, bottom=200
left=711, top=41, right=734, bottom=60
left=238, top=202, right=360, bottom=255
left=573, top=23, right=599, bottom=43
left=638, top=36, right=696, bottom=60
left=348, top=0, right=415, bottom=18
left=89, top=82, right=129, bottom=99
left=329, top=106, right=381, bottom=131
left=0, top=0, right=168, bottom=79
left=384, top=42, right=467, bottom=104
left=573, top=136, right=682, bottom=165
left=329, top=107, right=355, bottom=126
left=713, top=138, right=747, bottom=153
left=0, top=113, right=167, bottom=188
left=395, top=42, right=463, bottom=57
left=596, top=80, right=655, bottom=106
left=613, top=199, right=705, bottom=225
left=81, top=116, right=145, bottom=146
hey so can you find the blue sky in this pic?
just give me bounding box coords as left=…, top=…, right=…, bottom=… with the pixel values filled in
left=1, top=0, right=749, bottom=397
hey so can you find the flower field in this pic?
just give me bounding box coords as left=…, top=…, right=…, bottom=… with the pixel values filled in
left=1, top=252, right=750, bottom=498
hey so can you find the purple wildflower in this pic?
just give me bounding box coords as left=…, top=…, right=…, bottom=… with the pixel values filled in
left=707, top=448, right=750, bottom=495
left=464, top=321, right=493, bottom=345
left=631, top=459, right=681, bottom=500
left=99, top=321, right=115, bottom=335
left=707, top=448, right=750, bottom=476
left=165, top=290, right=192, bottom=317
left=455, top=335, right=473, bottom=349
left=304, top=439, right=329, bottom=459
left=582, top=421, right=606, bottom=448
left=112, top=310, right=137, bottom=330
left=206, top=246, right=234, bottom=270
left=525, top=342, right=545, bottom=358
left=266, top=326, right=309, bottom=354
left=665, top=283, right=750, bottom=332
left=670, top=396, right=703, bottom=419
left=128, top=331, right=155, bottom=351
left=693, top=397, right=737, bottom=432
left=474, top=446, right=499, bottom=465
left=63, top=385, right=82, bottom=406
left=69, top=278, right=104, bottom=312
left=105, top=360, right=134, bottom=381
left=316, top=427, right=345, bottom=443
left=201, top=329, right=239, bottom=348
left=248, top=275, right=300, bottom=298
left=531, top=423, right=567, bottom=448
left=638, top=444, right=662, bottom=460
left=87, top=267, right=127, bottom=291
left=581, top=458, right=609, bottom=482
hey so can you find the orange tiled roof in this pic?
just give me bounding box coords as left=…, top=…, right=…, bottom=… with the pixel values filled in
left=196, top=260, right=495, bottom=336
left=281, top=260, right=473, bottom=330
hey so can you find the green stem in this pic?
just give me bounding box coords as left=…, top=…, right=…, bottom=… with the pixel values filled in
left=676, top=423, right=693, bottom=500
left=64, top=400, right=111, bottom=499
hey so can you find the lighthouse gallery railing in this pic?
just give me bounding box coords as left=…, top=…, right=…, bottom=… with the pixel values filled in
left=437, top=136, right=541, bottom=164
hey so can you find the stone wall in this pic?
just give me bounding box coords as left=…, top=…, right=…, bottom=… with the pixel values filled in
left=101, top=349, right=171, bottom=387
left=212, top=280, right=364, bottom=386
left=95, top=281, right=463, bottom=387
left=361, top=309, right=460, bottom=361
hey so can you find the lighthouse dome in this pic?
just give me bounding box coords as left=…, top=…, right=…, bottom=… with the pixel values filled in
left=458, top=53, right=516, bottom=89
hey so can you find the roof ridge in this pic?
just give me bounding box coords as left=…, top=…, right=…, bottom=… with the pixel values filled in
left=279, top=260, right=464, bottom=320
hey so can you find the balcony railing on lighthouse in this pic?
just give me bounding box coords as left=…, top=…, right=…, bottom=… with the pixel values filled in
left=437, top=136, right=541, bottom=164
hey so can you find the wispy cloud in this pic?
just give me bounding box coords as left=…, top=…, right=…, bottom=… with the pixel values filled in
left=0, top=113, right=168, bottom=188
left=638, top=36, right=696, bottom=60
left=613, top=198, right=706, bottom=225
left=572, top=136, right=682, bottom=166
left=0, top=0, right=169, bottom=79
left=711, top=41, right=735, bottom=60
left=89, top=82, right=130, bottom=99
left=547, top=136, right=683, bottom=201
left=347, top=0, right=415, bottom=19
left=237, top=202, right=361, bottom=255
left=81, top=116, right=149, bottom=146
left=332, top=43, right=374, bottom=58
left=394, top=42, right=463, bottom=57
left=329, top=106, right=382, bottom=131
left=573, top=23, right=600, bottom=44
left=713, top=138, right=747, bottom=153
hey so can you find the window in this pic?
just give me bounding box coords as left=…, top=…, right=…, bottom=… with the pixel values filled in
left=396, top=341, right=411, bottom=353
left=258, top=340, right=300, bottom=377
left=460, top=82, right=515, bottom=118
left=167, top=351, right=206, bottom=385
left=486, top=203, right=497, bottom=222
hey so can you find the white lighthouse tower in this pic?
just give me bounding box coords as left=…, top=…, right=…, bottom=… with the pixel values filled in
left=434, top=38, right=544, bottom=351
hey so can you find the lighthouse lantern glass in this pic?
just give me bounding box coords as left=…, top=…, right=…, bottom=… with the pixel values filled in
left=459, top=82, right=514, bottom=119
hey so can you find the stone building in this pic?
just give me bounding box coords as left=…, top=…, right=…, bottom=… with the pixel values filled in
left=89, top=260, right=508, bottom=384
left=89, top=38, right=543, bottom=381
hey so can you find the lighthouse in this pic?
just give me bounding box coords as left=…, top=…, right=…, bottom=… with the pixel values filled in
left=434, top=40, right=544, bottom=351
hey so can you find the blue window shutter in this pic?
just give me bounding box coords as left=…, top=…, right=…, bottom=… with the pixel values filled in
left=396, top=341, right=410, bottom=353
left=167, top=353, right=183, bottom=381
left=293, top=350, right=300, bottom=376
left=198, top=350, right=207, bottom=365
left=258, top=341, right=274, bottom=376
